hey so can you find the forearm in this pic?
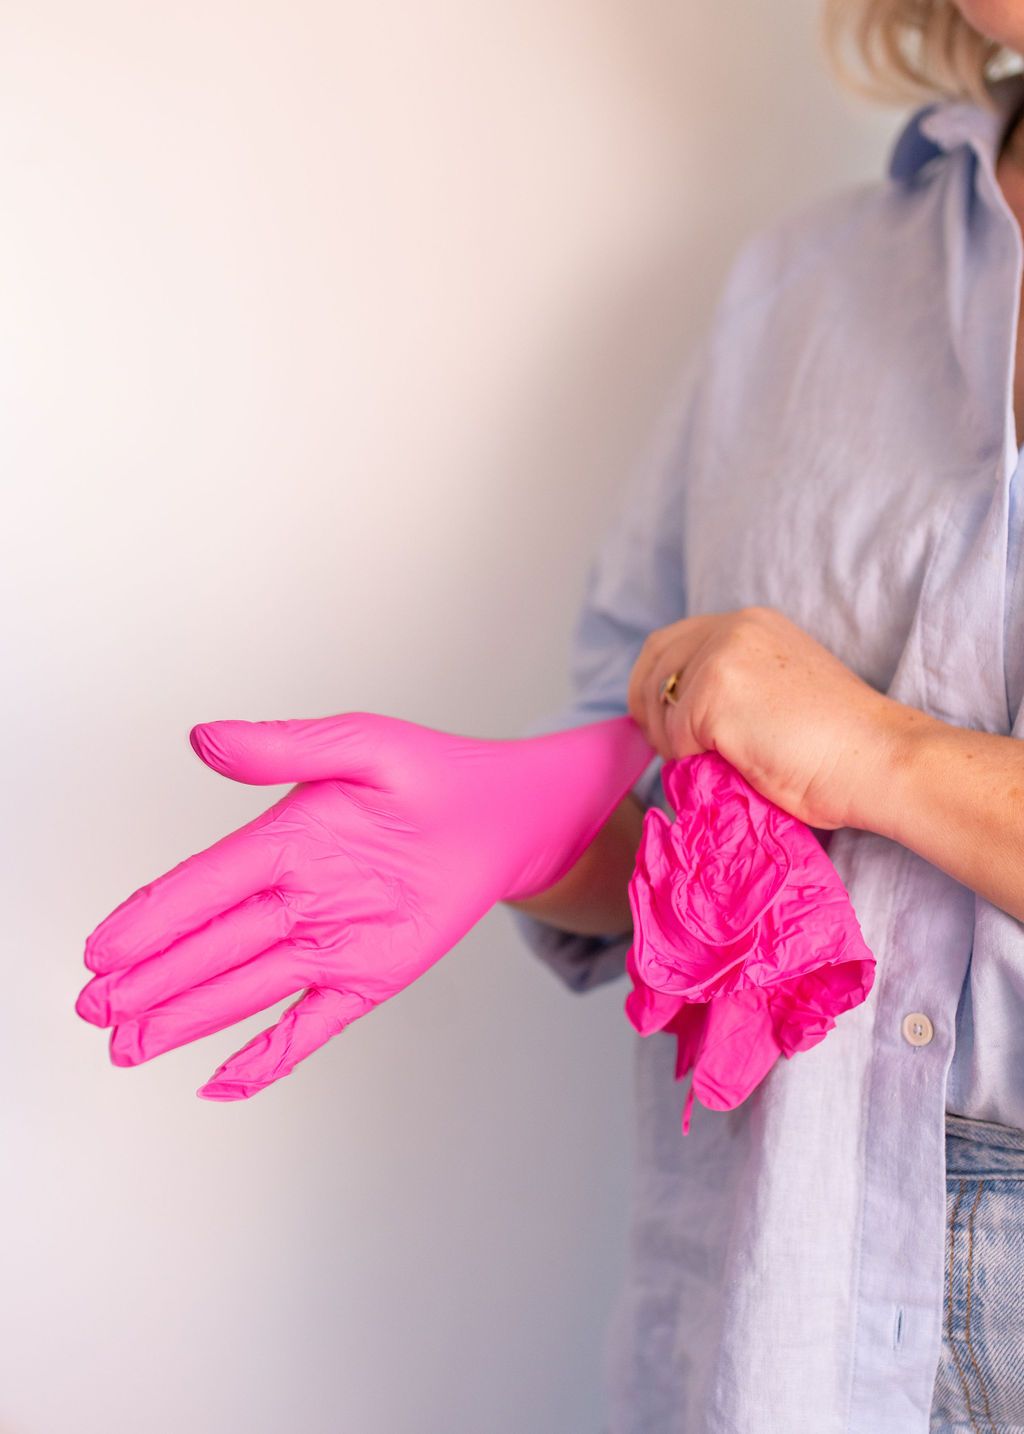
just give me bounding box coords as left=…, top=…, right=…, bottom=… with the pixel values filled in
left=503, top=792, right=646, bottom=937
left=865, top=700, right=1024, bottom=923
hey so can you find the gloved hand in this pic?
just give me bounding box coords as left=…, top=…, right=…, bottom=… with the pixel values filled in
left=75, top=711, right=656, bottom=1100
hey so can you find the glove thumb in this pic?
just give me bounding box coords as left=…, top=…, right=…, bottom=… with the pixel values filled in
left=189, top=713, right=388, bottom=786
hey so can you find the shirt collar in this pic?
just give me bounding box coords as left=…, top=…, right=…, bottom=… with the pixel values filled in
left=888, top=70, right=1024, bottom=183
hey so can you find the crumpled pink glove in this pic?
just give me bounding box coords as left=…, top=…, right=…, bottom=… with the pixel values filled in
left=622, top=751, right=875, bottom=1135
left=76, top=711, right=656, bottom=1099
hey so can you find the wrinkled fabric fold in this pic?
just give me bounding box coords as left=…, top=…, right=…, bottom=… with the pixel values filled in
left=623, top=751, right=875, bottom=1134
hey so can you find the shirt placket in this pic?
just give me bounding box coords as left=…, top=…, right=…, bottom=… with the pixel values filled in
left=848, top=132, right=1021, bottom=1432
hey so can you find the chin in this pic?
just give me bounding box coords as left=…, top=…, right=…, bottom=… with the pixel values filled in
left=953, top=0, right=1024, bottom=51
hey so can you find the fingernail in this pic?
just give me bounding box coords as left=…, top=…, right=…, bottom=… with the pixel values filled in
left=197, top=1078, right=254, bottom=1101
left=75, top=982, right=109, bottom=1026
left=82, top=934, right=105, bottom=973
left=109, top=1024, right=143, bottom=1067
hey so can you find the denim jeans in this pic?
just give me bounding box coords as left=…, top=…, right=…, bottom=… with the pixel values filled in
left=929, top=1112, right=1024, bottom=1433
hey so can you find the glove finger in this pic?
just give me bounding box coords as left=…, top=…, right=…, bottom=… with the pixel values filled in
left=197, top=985, right=373, bottom=1101
left=190, top=713, right=390, bottom=786
left=108, top=941, right=310, bottom=1066
left=691, top=991, right=781, bottom=1112
left=84, top=820, right=280, bottom=975
left=77, top=889, right=294, bottom=1026
left=623, top=943, right=687, bottom=1035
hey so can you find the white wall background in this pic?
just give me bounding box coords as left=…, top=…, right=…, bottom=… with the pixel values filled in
left=0, top=5, right=898, bottom=1431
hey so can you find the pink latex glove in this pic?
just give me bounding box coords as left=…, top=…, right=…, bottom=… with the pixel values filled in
left=76, top=711, right=655, bottom=1099
left=622, top=751, right=875, bottom=1135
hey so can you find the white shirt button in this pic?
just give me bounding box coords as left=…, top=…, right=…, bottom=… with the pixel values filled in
left=901, top=1012, right=934, bottom=1047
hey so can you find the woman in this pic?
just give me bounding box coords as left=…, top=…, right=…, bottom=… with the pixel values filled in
left=505, top=3, right=1024, bottom=1430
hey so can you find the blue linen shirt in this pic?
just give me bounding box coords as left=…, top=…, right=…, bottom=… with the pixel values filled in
left=506, top=73, right=1024, bottom=1433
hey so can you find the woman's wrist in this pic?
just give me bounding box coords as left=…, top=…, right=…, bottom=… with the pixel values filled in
left=503, top=793, right=644, bottom=938
left=843, top=699, right=940, bottom=843
left=843, top=694, right=942, bottom=842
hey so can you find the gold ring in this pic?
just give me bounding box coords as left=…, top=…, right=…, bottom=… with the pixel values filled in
left=659, top=671, right=681, bottom=705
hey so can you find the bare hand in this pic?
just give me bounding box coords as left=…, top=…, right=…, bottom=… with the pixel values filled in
left=626, top=605, right=903, bottom=831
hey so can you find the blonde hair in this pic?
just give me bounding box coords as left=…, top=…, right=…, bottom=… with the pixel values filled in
left=821, top=0, right=1021, bottom=110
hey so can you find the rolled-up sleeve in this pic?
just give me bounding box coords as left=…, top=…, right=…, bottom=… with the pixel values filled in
left=505, top=338, right=707, bottom=993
